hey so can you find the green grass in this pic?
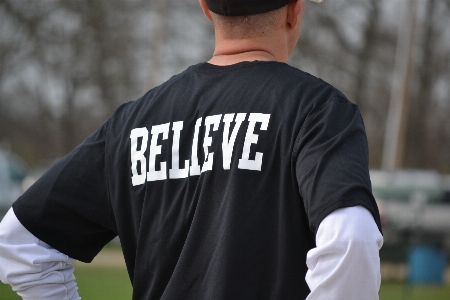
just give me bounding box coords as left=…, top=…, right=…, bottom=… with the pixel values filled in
left=74, top=267, right=132, bottom=299
left=2, top=270, right=450, bottom=299
left=379, top=281, right=450, bottom=300
left=0, top=283, right=20, bottom=300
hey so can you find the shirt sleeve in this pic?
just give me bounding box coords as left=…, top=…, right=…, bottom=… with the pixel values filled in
left=12, top=119, right=117, bottom=263
left=305, top=206, right=383, bottom=300
left=0, top=208, right=81, bottom=300
left=295, top=94, right=382, bottom=234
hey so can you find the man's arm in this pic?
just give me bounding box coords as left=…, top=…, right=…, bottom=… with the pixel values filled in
left=0, top=208, right=81, bottom=300
left=306, top=206, right=383, bottom=300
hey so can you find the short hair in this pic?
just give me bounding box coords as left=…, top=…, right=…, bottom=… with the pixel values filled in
left=211, top=6, right=285, bottom=39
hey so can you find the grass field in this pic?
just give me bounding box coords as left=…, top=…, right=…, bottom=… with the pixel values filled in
left=2, top=273, right=450, bottom=299
left=2, top=275, right=450, bottom=299
left=0, top=276, right=450, bottom=300
left=1, top=247, right=450, bottom=299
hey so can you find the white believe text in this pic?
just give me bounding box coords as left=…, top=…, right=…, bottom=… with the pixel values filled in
left=130, top=113, right=271, bottom=186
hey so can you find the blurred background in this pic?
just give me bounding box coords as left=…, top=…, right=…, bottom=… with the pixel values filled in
left=0, top=0, right=450, bottom=298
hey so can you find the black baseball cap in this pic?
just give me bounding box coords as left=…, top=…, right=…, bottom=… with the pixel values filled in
left=205, top=0, right=291, bottom=16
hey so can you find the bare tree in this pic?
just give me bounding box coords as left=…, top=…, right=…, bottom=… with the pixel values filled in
left=294, top=0, right=450, bottom=171
left=0, top=0, right=145, bottom=161
left=0, top=0, right=449, bottom=173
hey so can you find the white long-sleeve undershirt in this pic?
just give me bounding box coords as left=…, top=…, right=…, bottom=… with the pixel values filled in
left=0, top=208, right=81, bottom=300
left=306, top=206, right=383, bottom=300
left=0, top=205, right=382, bottom=299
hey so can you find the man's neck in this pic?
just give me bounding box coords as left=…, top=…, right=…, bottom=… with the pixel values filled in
left=208, top=35, right=289, bottom=66
left=208, top=50, right=277, bottom=66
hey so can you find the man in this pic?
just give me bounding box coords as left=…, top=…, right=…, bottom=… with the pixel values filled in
left=0, top=0, right=383, bottom=299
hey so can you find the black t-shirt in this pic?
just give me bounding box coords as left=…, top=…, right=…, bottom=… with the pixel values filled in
left=13, top=61, right=381, bottom=300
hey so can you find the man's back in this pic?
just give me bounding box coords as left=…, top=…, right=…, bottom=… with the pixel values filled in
left=111, top=61, right=318, bottom=299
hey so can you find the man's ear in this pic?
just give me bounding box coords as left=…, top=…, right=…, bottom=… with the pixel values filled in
left=286, top=0, right=304, bottom=29
left=199, top=0, right=214, bottom=22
